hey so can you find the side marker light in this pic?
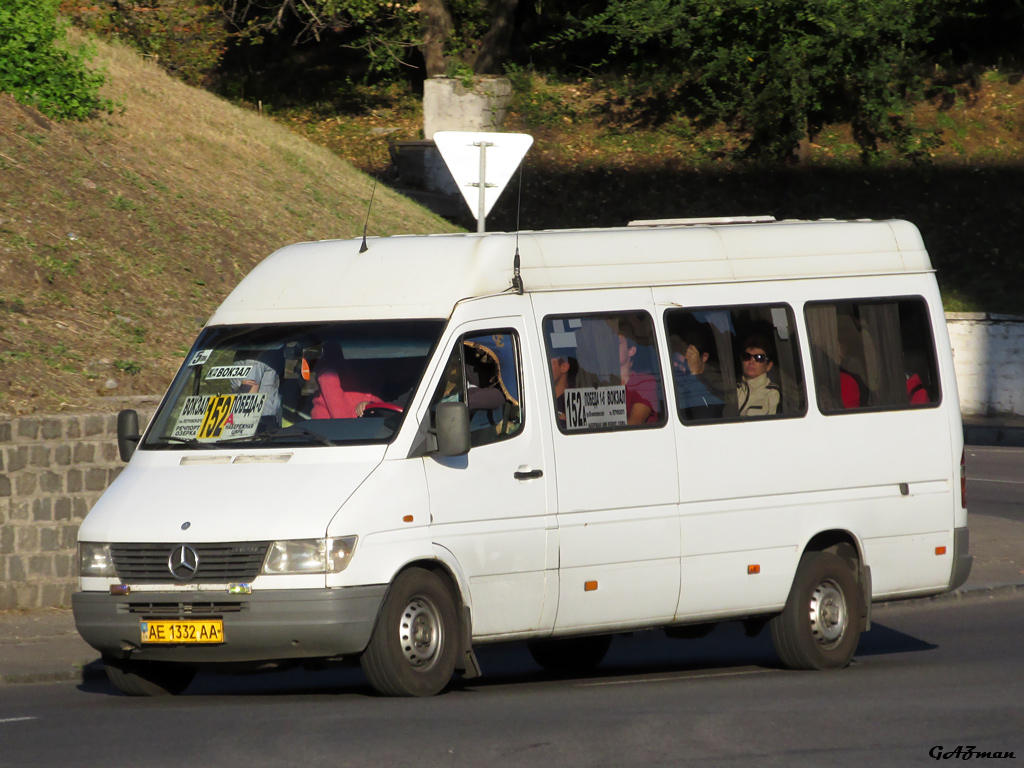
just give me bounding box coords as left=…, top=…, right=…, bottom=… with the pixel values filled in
left=584, top=580, right=598, bottom=592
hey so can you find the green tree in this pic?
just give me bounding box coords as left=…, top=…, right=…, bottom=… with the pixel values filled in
left=557, top=0, right=971, bottom=161
left=0, top=0, right=114, bottom=120
left=223, top=0, right=521, bottom=77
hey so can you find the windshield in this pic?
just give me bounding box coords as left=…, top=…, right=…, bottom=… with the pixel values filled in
left=143, top=320, right=445, bottom=449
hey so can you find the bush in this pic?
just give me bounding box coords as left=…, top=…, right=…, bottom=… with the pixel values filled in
left=60, top=0, right=229, bottom=87
left=0, top=0, right=114, bottom=120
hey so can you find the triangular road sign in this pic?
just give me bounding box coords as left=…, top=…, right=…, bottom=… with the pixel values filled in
left=433, top=131, right=533, bottom=229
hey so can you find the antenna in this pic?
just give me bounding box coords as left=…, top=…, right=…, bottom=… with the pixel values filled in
left=359, top=175, right=379, bottom=253
left=510, top=162, right=525, bottom=295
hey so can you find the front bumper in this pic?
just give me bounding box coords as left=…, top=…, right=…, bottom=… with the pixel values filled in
left=72, top=586, right=387, bottom=664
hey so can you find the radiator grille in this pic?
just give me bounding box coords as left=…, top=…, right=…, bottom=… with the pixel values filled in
left=110, top=542, right=270, bottom=583
left=124, top=602, right=245, bottom=616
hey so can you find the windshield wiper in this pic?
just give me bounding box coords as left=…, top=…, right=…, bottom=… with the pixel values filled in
left=153, top=435, right=215, bottom=449
left=217, top=424, right=335, bottom=448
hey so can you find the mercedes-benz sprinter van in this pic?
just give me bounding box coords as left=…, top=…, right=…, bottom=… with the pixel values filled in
left=73, top=218, right=971, bottom=696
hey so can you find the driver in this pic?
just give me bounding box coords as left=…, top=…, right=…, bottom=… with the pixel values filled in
left=309, top=342, right=380, bottom=419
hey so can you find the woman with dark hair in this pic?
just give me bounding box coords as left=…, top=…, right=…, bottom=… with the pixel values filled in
left=736, top=335, right=780, bottom=417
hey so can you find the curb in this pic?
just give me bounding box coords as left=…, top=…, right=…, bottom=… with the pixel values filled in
left=0, top=659, right=105, bottom=686
left=874, top=581, right=1024, bottom=611
left=964, top=425, right=1024, bottom=448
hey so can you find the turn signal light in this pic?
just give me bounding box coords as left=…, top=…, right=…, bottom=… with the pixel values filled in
left=403, top=515, right=414, bottom=523
left=109, top=584, right=130, bottom=596
left=747, top=565, right=761, bottom=575
left=935, top=546, right=947, bottom=556
left=584, top=580, right=598, bottom=592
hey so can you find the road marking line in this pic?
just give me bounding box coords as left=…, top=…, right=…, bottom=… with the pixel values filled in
left=0, top=717, right=37, bottom=724
left=971, top=478, right=1024, bottom=485
left=579, top=669, right=772, bottom=687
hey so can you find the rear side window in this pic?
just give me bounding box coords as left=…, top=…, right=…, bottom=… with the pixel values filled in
left=805, top=297, right=940, bottom=414
left=543, top=311, right=667, bottom=433
left=663, top=304, right=807, bottom=423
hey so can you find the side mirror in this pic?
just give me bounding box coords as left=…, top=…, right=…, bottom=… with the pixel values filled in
left=435, top=401, right=471, bottom=457
left=117, top=409, right=141, bottom=462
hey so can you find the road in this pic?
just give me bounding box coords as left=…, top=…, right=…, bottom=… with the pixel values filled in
left=967, top=445, right=1024, bottom=523
left=0, top=598, right=1020, bottom=767
left=0, top=448, right=1020, bottom=768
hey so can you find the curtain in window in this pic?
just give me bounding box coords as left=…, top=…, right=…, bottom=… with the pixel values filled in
left=805, top=304, right=842, bottom=411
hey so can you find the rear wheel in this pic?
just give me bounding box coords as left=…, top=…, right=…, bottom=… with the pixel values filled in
left=360, top=567, right=459, bottom=697
left=770, top=551, right=863, bottom=670
left=103, top=656, right=195, bottom=696
left=527, top=635, right=612, bottom=675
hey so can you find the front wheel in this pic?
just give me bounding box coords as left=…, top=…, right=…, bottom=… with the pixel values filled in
left=103, top=656, right=195, bottom=696
left=360, top=567, right=459, bottom=697
left=770, top=551, right=863, bottom=670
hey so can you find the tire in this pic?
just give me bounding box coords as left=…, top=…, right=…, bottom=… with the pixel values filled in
left=103, top=656, right=195, bottom=696
left=527, top=635, right=612, bottom=675
left=360, top=567, right=459, bottom=697
left=770, top=551, right=863, bottom=670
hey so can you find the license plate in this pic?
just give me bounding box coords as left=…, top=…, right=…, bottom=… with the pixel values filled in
left=140, top=619, right=224, bottom=644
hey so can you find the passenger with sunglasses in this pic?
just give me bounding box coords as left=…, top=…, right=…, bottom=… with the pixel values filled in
left=736, top=336, right=780, bottom=417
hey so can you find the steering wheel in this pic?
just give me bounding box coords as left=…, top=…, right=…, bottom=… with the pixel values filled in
left=360, top=402, right=404, bottom=418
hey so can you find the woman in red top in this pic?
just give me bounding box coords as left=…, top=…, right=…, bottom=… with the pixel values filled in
left=309, top=342, right=378, bottom=419
left=619, top=333, right=659, bottom=425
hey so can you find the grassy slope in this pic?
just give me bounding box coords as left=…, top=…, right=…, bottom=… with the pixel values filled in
left=0, top=33, right=459, bottom=416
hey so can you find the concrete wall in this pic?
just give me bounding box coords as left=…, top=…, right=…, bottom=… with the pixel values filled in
left=0, top=316, right=1022, bottom=611
left=947, top=313, right=1024, bottom=416
left=422, top=76, right=512, bottom=140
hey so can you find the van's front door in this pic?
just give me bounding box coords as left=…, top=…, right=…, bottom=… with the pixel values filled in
left=422, top=306, right=557, bottom=639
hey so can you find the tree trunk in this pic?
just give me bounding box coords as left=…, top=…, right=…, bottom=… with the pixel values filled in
left=471, top=0, right=520, bottom=75
left=419, top=0, right=455, bottom=77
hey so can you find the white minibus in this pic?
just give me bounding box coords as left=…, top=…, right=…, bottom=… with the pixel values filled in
left=73, top=217, right=971, bottom=696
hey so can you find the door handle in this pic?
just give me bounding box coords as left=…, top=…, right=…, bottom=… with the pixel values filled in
left=514, top=468, right=543, bottom=480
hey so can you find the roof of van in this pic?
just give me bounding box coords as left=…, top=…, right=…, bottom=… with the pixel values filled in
left=209, top=218, right=931, bottom=324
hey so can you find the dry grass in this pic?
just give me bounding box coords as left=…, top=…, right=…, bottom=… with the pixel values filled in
left=0, top=32, right=459, bottom=416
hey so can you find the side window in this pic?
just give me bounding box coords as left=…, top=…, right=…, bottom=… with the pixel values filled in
left=543, top=311, right=666, bottom=433
left=805, top=297, right=940, bottom=414
left=429, top=330, right=523, bottom=447
left=663, top=304, right=807, bottom=423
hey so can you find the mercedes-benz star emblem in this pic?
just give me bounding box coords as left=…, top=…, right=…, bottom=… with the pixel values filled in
left=168, top=545, right=199, bottom=581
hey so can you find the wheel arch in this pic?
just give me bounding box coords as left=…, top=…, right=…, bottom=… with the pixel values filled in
left=802, top=529, right=863, bottom=570
left=801, top=528, right=872, bottom=630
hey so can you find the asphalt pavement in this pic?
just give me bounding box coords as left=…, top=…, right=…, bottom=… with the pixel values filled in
left=1, top=419, right=1021, bottom=688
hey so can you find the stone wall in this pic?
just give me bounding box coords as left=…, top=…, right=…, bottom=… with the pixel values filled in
left=0, top=403, right=156, bottom=611
left=1, top=315, right=1023, bottom=611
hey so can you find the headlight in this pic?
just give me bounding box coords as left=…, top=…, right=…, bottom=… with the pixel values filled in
left=262, top=536, right=357, bottom=575
left=79, top=542, right=115, bottom=577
